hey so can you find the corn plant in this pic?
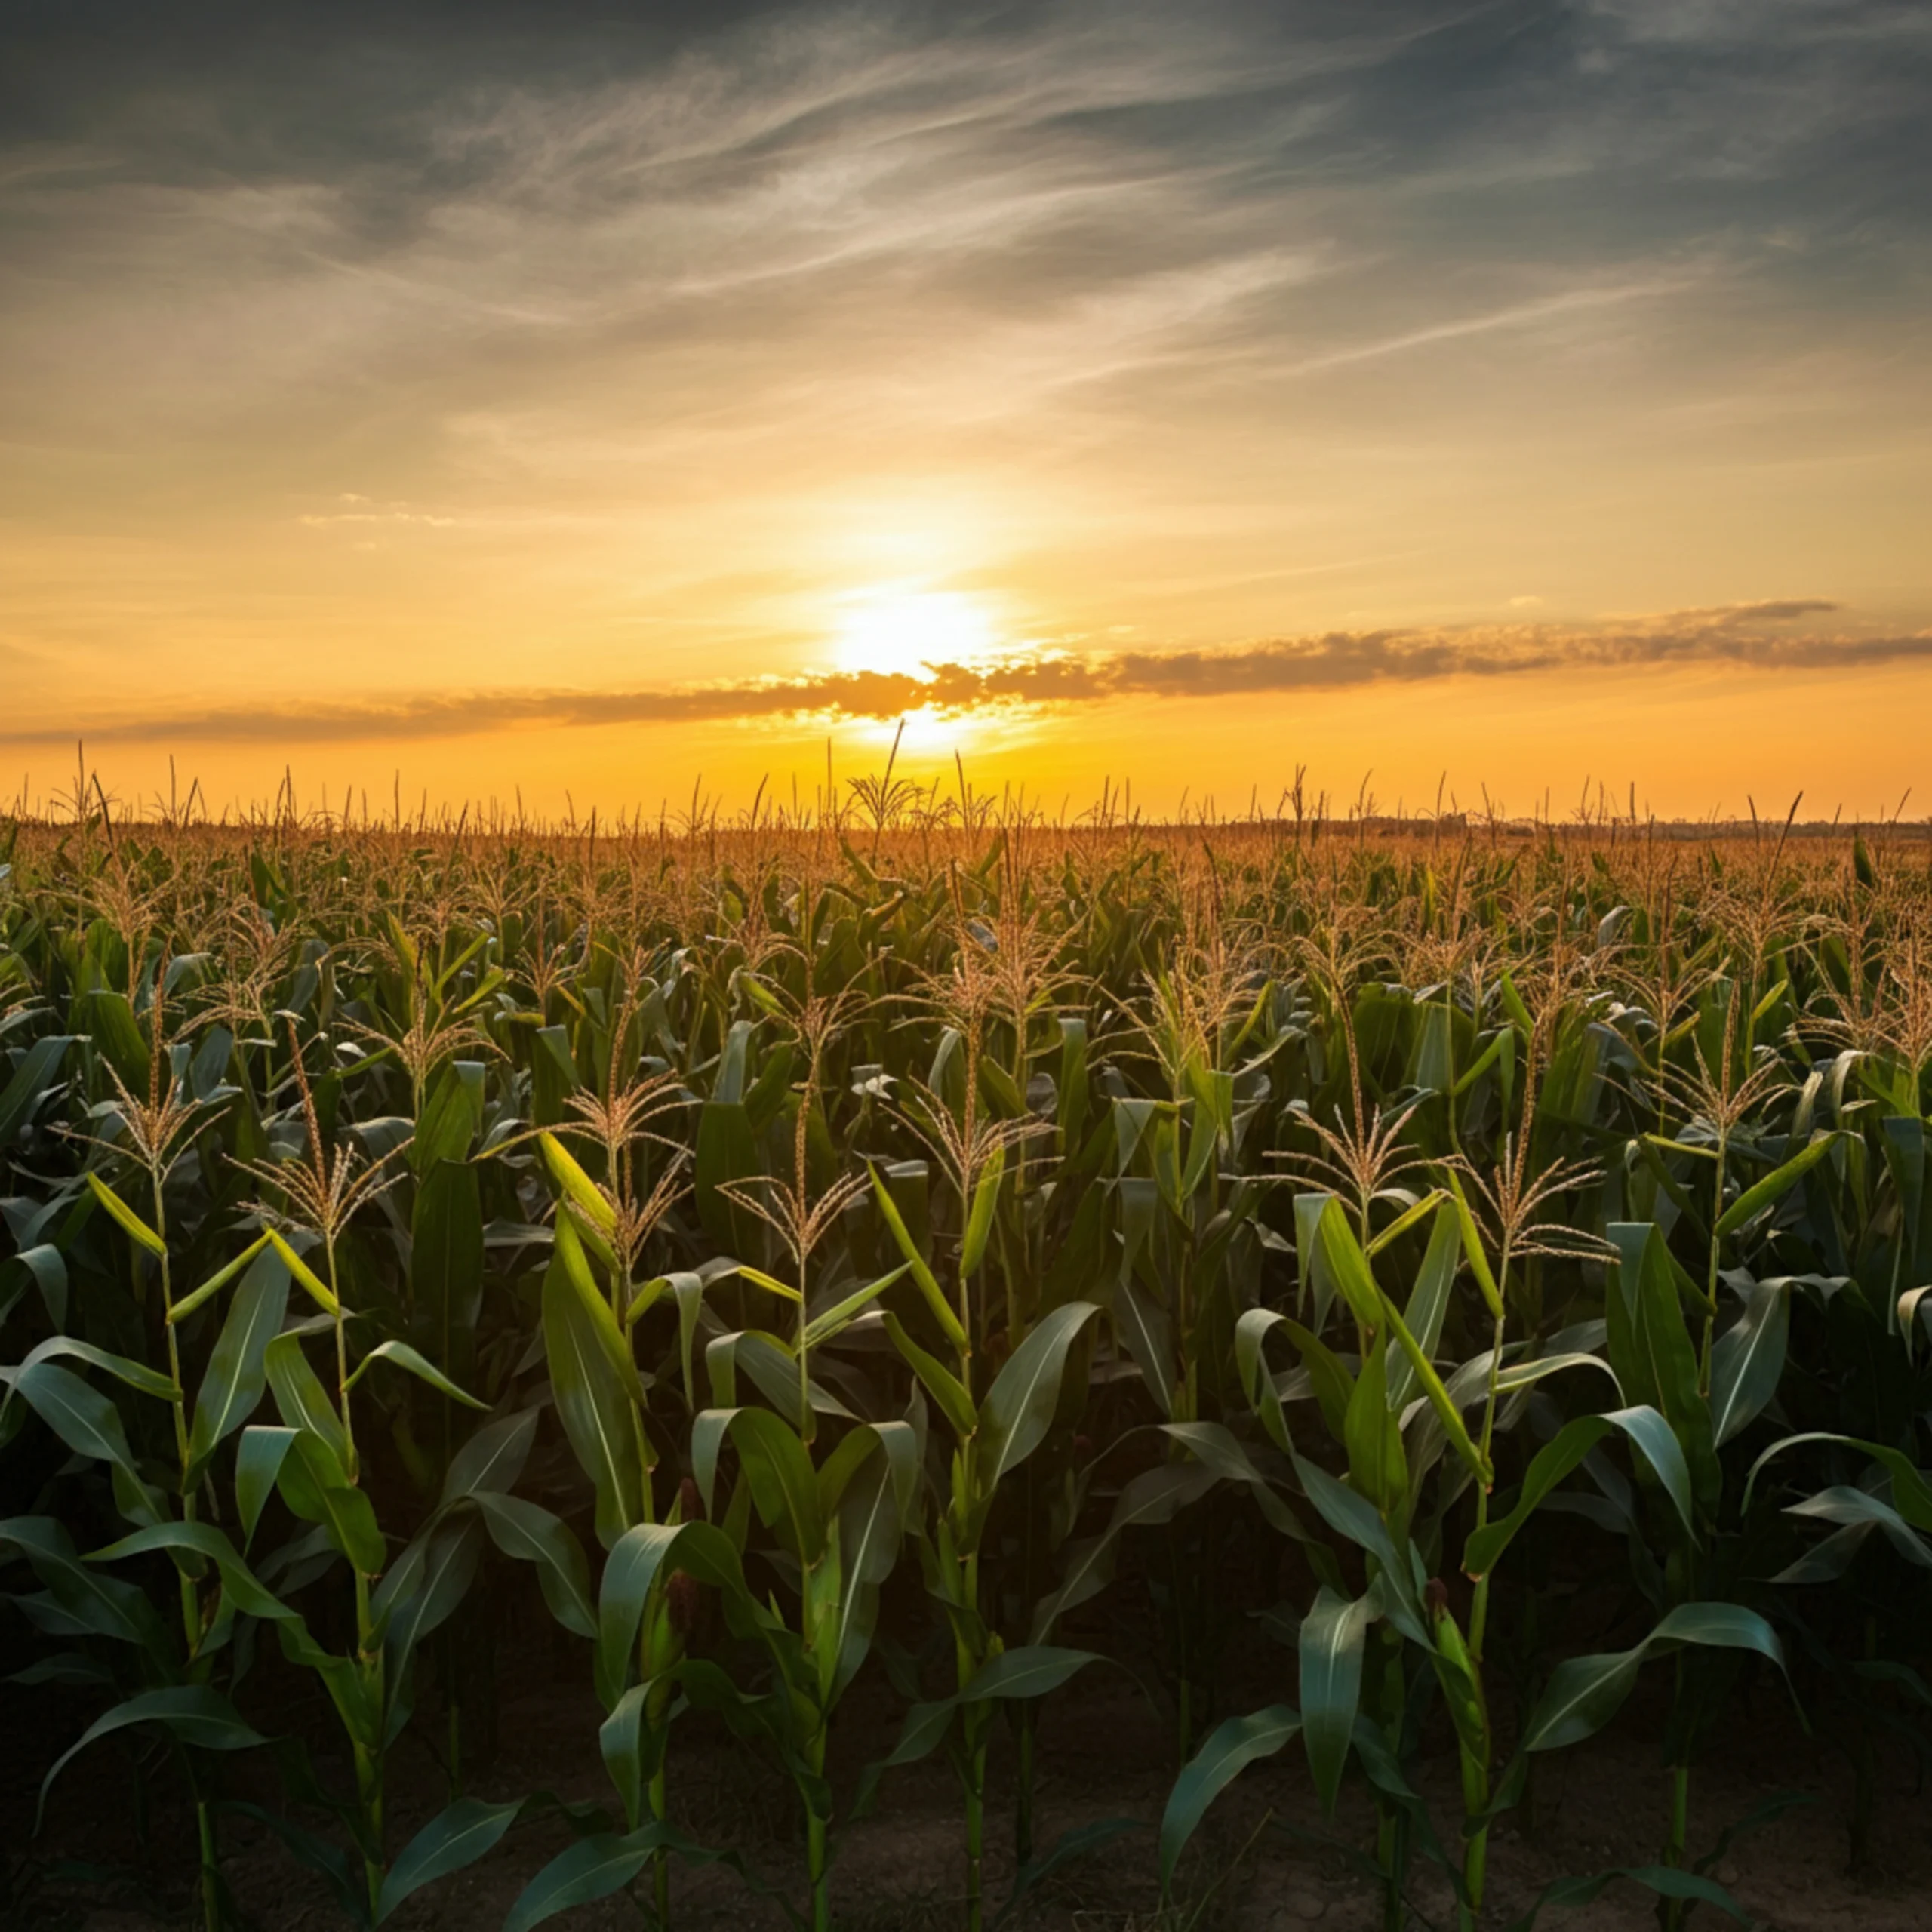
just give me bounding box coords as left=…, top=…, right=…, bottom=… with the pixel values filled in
left=4, top=792, right=1930, bottom=1932
left=869, top=1001, right=1104, bottom=1932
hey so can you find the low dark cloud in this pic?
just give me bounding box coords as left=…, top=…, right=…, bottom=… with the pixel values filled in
left=16, top=603, right=1927, bottom=747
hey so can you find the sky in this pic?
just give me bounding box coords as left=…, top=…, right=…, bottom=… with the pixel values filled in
left=2, top=0, right=1929, bottom=822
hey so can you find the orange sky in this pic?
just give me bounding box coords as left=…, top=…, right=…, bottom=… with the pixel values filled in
left=3, top=3, right=1928, bottom=820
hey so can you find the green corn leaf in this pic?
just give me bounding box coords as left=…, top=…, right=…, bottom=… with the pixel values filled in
left=1376, top=1287, right=1490, bottom=1485
left=1180, top=1084, right=1221, bottom=1198
left=596, top=1521, right=686, bottom=1709
left=1159, top=1703, right=1300, bottom=1894
left=1366, top=1189, right=1446, bottom=1258
left=1383, top=1204, right=1464, bottom=1412
left=503, top=1823, right=704, bottom=1932
left=0, top=1035, right=73, bottom=1146
left=38, top=1687, right=266, bottom=1828
left=8, top=1361, right=150, bottom=1500
left=376, top=1796, right=526, bottom=1924
left=961, top=1141, right=1006, bottom=1279
left=412, top=1156, right=485, bottom=1365
left=0, top=1514, right=170, bottom=1656
left=1287, top=1448, right=1429, bottom=1647
left=1506, top=1866, right=1754, bottom=1932
left=1523, top=1602, right=1785, bottom=1752
left=596, top=1519, right=751, bottom=1710
left=1300, top=1584, right=1377, bottom=1814
left=1112, top=1095, right=1161, bottom=1176
left=537, top=1129, right=616, bottom=1234
left=85, top=991, right=151, bottom=1095
left=883, top=1311, right=977, bottom=1437
left=705, top=1327, right=852, bottom=1427
left=186, top=1245, right=291, bottom=1476
left=347, top=1340, right=485, bottom=1409
left=90, top=1519, right=296, bottom=1624
left=598, top=1682, right=653, bottom=1829
left=1520, top=1641, right=1643, bottom=1754
left=166, top=1232, right=274, bottom=1323
left=1448, top=1027, right=1506, bottom=1100
left=1444, top=1170, right=1503, bottom=1321
left=1159, top=1419, right=1305, bottom=1538
left=1343, top=1334, right=1408, bottom=1516
left=264, top=1331, right=352, bottom=1469
left=1707, top=1277, right=1792, bottom=1447
left=1303, top=1195, right=1385, bottom=1336
left=82, top=1171, right=167, bottom=1260
left=530, top=1023, right=578, bottom=1126
left=960, top=1644, right=1098, bottom=1703
left=1777, top=1486, right=1932, bottom=1578
left=441, top=1407, right=540, bottom=1503
left=974, top=1301, right=1100, bottom=1494
left=870, top=1164, right=969, bottom=1352
left=1057, top=1014, right=1090, bottom=1149
left=694, top=1099, right=761, bottom=1254
left=472, top=1491, right=597, bottom=1638
left=412, top=1058, right=484, bottom=1171
left=1463, top=1407, right=1692, bottom=1578
left=1032, top=1462, right=1217, bottom=1643
left=3, top=1241, right=67, bottom=1328
left=1744, top=1432, right=1932, bottom=1533
left=278, top=1430, right=386, bottom=1574
left=1285, top=1316, right=1355, bottom=1444
left=813, top=1418, right=883, bottom=1519
left=851, top=1642, right=1097, bottom=1801
left=12, top=1335, right=177, bottom=1404
left=1715, top=1132, right=1838, bottom=1238
left=1605, top=1221, right=1715, bottom=1507
left=706, top=1404, right=825, bottom=1559
left=266, top=1230, right=341, bottom=1316
left=800, top=1261, right=911, bottom=1349
left=731, top=1263, right=802, bottom=1303
left=377, top=1518, right=485, bottom=1678
left=826, top=1450, right=901, bottom=1699
left=856, top=1697, right=964, bottom=1811
left=1234, top=1306, right=1295, bottom=1454
left=1113, top=1269, right=1174, bottom=1419
left=235, top=1426, right=296, bottom=1548
left=1498, top=971, right=1533, bottom=1036
left=543, top=1218, right=646, bottom=1547
left=670, top=1269, right=709, bottom=1401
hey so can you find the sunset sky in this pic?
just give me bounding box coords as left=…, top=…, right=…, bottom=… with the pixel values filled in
left=3, top=1, right=1928, bottom=820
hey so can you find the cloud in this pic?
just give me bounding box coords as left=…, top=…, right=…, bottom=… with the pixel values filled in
left=11, top=601, right=1927, bottom=747
left=0, top=0, right=1926, bottom=731
left=297, top=494, right=457, bottom=527
left=7, top=0, right=1926, bottom=466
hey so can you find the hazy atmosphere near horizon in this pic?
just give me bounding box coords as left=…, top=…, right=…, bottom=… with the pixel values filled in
left=3, top=0, right=1929, bottom=820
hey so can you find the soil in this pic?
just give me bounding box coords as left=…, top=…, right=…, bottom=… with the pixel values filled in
left=5, top=1603, right=1927, bottom=1932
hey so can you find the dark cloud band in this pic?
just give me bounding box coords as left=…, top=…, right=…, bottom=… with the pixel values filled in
left=10, top=604, right=1926, bottom=746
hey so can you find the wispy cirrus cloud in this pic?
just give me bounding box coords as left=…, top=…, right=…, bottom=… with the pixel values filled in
left=295, top=495, right=458, bottom=528
left=11, top=601, right=1924, bottom=747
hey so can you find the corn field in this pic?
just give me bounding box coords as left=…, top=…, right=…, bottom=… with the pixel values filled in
left=2, top=793, right=1929, bottom=1932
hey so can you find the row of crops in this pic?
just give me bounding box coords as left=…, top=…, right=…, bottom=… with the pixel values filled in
left=2, top=813, right=1928, bottom=1930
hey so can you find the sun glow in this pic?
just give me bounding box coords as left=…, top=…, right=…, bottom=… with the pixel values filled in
left=832, top=586, right=998, bottom=680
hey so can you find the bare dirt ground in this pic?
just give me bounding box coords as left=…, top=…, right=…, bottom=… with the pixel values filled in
left=6, top=1623, right=1927, bottom=1932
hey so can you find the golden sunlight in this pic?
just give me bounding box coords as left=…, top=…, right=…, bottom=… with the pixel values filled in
left=3, top=4, right=1927, bottom=824
left=831, top=586, right=998, bottom=680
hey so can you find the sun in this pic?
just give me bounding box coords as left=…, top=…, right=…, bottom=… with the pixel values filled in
left=832, top=586, right=997, bottom=680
